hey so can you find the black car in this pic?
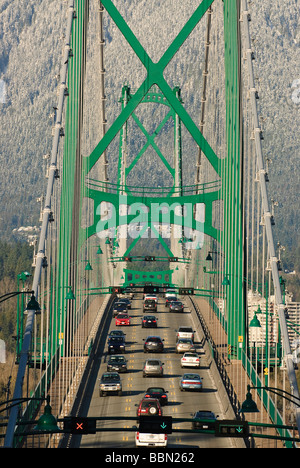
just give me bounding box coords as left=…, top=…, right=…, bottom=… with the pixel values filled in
left=107, top=336, right=126, bottom=354
left=169, top=300, right=184, bottom=312
left=192, top=410, right=218, bottom=430
left=165, top=296, right=177, bottom=307
left=143, top=336, right=164, bottom=353
left=142, top=315, right=158, bottom=328
left=118, top=298, right=131, bottom=309
left=143, top=299, right=157, bottom=312
left=113, top=302, right=128, bottom=317
left=108, top=329, right=126, bottom=340
left=107, top=355, right=128, bottom=372
left=144, top=387, right=169, bottom=406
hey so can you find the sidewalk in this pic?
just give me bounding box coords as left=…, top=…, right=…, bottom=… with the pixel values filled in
left=192, top=296, right=286, bottom=448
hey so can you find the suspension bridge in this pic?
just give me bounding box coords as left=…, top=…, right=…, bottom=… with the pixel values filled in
left=2, top=0, right=300, bottom=449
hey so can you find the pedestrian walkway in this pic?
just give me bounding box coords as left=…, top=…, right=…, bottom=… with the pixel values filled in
left=192, top=296, right=287, bottom=448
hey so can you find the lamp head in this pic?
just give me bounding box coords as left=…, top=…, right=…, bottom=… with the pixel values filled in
left=34, top=398, right=61, bottom=433
left=240, top=386, right=259, bottom=413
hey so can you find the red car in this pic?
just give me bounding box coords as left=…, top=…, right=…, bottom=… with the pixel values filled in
left=115, top=313, right=131, bottom=326
left=136, top=398, right=162, bottom=417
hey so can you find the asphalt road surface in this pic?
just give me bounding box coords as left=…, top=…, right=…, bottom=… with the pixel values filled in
left=69, top=292, right=237, bottom=449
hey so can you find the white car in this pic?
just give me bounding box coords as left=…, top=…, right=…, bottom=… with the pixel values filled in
left=135, top=431, right=167, bottom=447
left=165, top=289, right=176, bottom=298
left=144, top=294, right=158, bottom=302
left=181, top=352, right=200, bottom=368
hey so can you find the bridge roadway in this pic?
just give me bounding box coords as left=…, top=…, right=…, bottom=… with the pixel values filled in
left=67, top=292, right=241, bottom=449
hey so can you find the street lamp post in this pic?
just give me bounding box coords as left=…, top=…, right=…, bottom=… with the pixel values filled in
left=16, top=272, right=32, bottom=357
left=4, top=294, right=41, bottom=448
left=240, top=384, right=300, bottom=414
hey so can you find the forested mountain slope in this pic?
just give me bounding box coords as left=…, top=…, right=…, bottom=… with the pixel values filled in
left=0, top=0, right=299, bottom=271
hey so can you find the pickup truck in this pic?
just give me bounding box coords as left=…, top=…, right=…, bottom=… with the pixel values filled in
left=135, top=431, right=167, bottom=447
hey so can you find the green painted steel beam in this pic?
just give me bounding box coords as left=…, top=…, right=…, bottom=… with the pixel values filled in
left=56, top=0, right=87, bottom=357
left=84, top=0, right=219, bottom=176
left=223, top=0, right=246, bottom=360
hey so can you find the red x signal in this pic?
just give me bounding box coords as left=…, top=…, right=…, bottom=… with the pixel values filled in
left=64, top=417, right=96, bottom=434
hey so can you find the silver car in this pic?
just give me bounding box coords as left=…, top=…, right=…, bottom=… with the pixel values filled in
left=143, top=359, right=164, bottom=377
left=176, top=338, right=196, bottom=354
left=179, top=373, right=203, bottom=392
left=176, top=326, right=195, bottom=342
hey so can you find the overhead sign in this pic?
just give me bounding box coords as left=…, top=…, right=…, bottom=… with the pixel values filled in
left=215, top=420, right=249, bottom=438
left=64, top=417, right=96, bottom=435
left=139, top=416, right=172, bottom=434
left=179, top=287, right=194, bottom=295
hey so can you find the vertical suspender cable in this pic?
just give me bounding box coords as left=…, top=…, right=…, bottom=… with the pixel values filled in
left=4, top=1, right=76, bottom=448
left=241, top=0, right=300, bottom=433
left=195, top=6, right=212, bottom=193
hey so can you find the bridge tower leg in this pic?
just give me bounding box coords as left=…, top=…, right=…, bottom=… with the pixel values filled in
left=223, top=0, right=246, bottom=360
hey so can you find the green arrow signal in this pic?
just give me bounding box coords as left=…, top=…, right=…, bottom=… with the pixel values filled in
left=160, top=422, right=167, bottom=429
left=236, top=427, right=243, bottom=433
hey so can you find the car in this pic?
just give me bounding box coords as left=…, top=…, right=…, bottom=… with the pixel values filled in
left=136, top=398, right=162, bottom=417
left=108, top=329, right=126, bottom=340
left=115, top=313, right=131, bottom=326
left=99, top=372, right=122, bottom=396
left=144, top=387, right=168, bottom=406
left=165, top=296, right=177, bottom=307
left=192, top=410, right=218, bottom=430
left=164, top=289, right=176, bottom=298
left=143, top=336, right=164, bottom=353
left=135, top=431, right=167, bottom=447
left=113, top=302, right=128, bottom=317
left=169, top=300, right=184, bottom=312
left=143, top=299, right=157, bottom=312
left=144, top=294, right=158, bottom=302
left=142, top=315, right=158, bottom=328
left=176, top=326, right=195, bottom=341
left=107, top=336, right=126, bottom=354
left=143, top=359, right=164, bottom=377
left=118, top=288, right=134, bottom=299
left=176, top=338, right=196, bottom=354
left=179, top=373, right=203, bottom=392
left=181, top=352, right=200, bottom=368
left=107, top=354, right=127, bottom=372
left=117, top=297, right=131, bottom=309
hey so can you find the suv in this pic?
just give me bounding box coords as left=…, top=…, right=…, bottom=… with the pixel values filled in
left=143, top=359, right=164, bottom=377
left=143, top=336, right=164, bottom=353
left=99, top=372, right=122, bottom=396
left=176, top=326, right=195, bottom=342
left=136, top=398, right=162, bottom=417
left=107, top=355, right=127, bottom=373
left=107, top=336, right=126, bottom=354
left=143, top=299, right=157, bottom=312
